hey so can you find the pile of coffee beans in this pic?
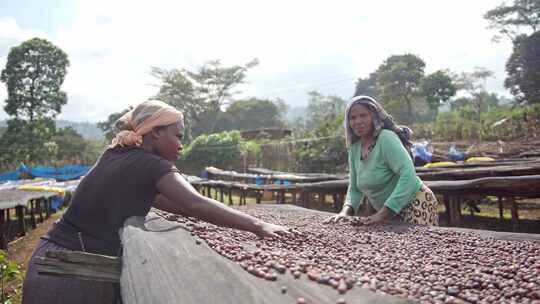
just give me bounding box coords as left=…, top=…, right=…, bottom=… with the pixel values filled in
left=157, top=206, right=540, bottom=304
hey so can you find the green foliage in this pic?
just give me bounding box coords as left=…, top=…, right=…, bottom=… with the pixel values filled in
left=55, top=120, right=104, bottom=140
left=97, top=108, right=130, bottom=141
left=215, top=97, right=286, bottom=132
left=151, top=59, right=259, bottom=140
left=419, top=103, right=540, bottom=141
left=52, top=127, right=87, bottom=160
left=484, top=0, right=540, bottom=42
left=178, top=130, right=260, bottom=173
left=0, top=38, right=69, bottom=122
left=354, top=72, right=378, bottom=97
left=305, top=91, right=346, bottom=131
left=293, top=113, right=347, bottom=173
left=0, top=118, right=57, bottom=165
left=505, top=31, right=540, bottom=103
left=51, top=127, right=105, bottom=163
left=0, top=250, right=21, bottom=303
left=375, top=54, right=426, bottom=125
left=0, top=38, right=71, bottom=166
left=421, top=70, right=457, bottom=112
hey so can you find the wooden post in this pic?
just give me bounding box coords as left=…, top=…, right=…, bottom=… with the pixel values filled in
left=0, top=210, right=6, bottom=249
left=318, top=192, right=325, bottom=207
left=448, top=196, right=462, bottom=226
left=498, top=196, right=504, bottom=220
left=16, top=206, right=26, bottom=236
left=38, top=198, right=44, bottom=223
left=220, top=188, right=224, bottom=203
left=291, top=191, right=297, bottom=204
left=255, top=191, right=261, bottom=204
left=510, top=197, right=519, bottom=232
left=45, top=197, right=52, bottom=219
left=29, top=200, right=37, bottom=229
left=443, top=195, right=450, bottom=225
left=228, top=189, right=233, bottom=206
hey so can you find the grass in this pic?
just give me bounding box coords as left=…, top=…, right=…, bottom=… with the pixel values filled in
left=4, top=209, right=65, bottom=304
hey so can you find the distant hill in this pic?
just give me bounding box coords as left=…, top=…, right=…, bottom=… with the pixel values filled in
left=0, top=120, right=105, bottom=140
left=285, top=106, right=306, bottom=123
left=56, top=120, right=105, bottom=140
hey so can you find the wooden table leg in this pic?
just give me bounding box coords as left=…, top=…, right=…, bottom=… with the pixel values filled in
left=256, top=191, right=261, bottom=204
left=498, top=196, right=504, bottom=221
left=448, top=196, right=462, bottom=227
left=29, top=200, right=37, bottom=229
left=0, top=210, right=6, bottom=249
left=318, top=192, right=325, bottom=209
left=443, top=195, right=450, bottom=224
left=38, top=198, right=44, bottom=223
left=510, top=197, right=519, bottom=232
left=16, top=206, right=26, bottom=236
left=46, top=197, right=52, bottom=219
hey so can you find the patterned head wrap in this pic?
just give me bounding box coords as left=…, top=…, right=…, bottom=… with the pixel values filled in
left=110, top=100, right=184, bottom=147
left=344, top=96, right=413, bottom=154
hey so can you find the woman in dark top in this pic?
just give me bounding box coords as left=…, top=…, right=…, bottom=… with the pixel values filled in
left=22, top=100, right=290, bottom=304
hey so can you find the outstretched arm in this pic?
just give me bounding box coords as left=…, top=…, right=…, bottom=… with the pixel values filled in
left=154, top=172, right=289, bottom=238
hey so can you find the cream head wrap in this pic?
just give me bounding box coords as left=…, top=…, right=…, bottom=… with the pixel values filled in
left=110, top=100, right=184, bottom=147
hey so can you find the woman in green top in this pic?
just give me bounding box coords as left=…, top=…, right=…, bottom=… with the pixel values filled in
left=326, top=96, right=439, bottom=226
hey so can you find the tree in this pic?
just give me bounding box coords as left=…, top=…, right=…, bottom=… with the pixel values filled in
left=354, top=72, right=378, bottom=97
left=52, top=127, right=88, bottom=161
left=1, top=38, right=69, bottom=122
left=505, top=31, right=540, bottom=103
left=305, top=91, right=346, bottom=131
left=219, top=98, right=286, bottom=131
left=0, top=38, right=69, bottom=164
left=421, top=70, right=457, bottom=114
left=151, top=59, right=258, bottom=139
left=376, top=54, right=426, bottom=125
left=453, top=68, right=496, bottom=140
left=97, top=108, right=131, bottom=142
left=0, top=118, right=57, bottom=164
left=484, top=0, right=540, bottom=42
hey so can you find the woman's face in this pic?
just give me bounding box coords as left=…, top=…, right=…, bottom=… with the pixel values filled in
left=349, top=104, right=374, bottom=138
left=155, top=121, right=184, bottom=163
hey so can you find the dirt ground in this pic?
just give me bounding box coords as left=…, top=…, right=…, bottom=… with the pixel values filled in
left=4, top=211, right=62, bottom=303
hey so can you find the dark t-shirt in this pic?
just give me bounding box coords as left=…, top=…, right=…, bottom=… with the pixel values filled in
left=46, top=146, right=178, bottom=255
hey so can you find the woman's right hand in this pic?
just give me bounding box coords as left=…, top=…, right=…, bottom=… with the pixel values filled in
left=324, top=206, right=353, bottom=224
left=254, top=221, right=292, bottom=239
left=323, top=212, right=349, bottom=224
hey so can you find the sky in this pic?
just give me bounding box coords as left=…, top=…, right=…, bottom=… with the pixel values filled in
left=0, top=0, right=514, bottom=122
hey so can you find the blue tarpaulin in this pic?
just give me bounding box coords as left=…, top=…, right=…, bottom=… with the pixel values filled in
left=0, top=164, right=90, bottom=182
left=412, top=141, right=433, bottom=163
left=0, top=171, right=20, bottom=182
left=24, top=164, right=90, bottom=181
left=448, top=145, right=467, bottom=161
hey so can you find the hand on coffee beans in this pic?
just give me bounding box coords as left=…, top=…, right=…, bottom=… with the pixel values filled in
left=324, top=213, right=349, bottom=224
left=254, top=221, right=291, bottom=238
left=359, top=207, right=394, bottom=225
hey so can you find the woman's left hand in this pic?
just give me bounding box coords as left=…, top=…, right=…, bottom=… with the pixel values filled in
left=359, top=207, right=395, bottom=225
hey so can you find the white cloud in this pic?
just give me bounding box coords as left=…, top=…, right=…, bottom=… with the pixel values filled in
left=1, top=0, right=515, bottom=122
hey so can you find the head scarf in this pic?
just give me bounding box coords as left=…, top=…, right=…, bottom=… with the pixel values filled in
left=344, top=96, right=413, bottom=155
left=110, top=100, right=184, bottom=148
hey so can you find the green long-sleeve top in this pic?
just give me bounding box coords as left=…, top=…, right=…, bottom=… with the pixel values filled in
left=344, top=129, right=422, bottom=215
